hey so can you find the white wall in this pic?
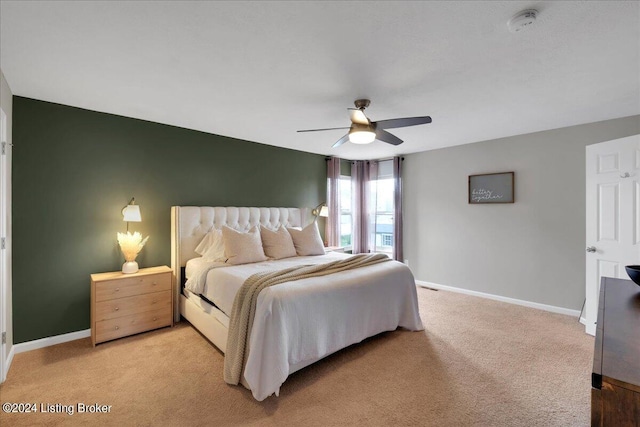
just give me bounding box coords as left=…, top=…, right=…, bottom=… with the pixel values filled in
left=404, top=115, right=640, bottom=311
left=0, top=69, right=13, bottom=377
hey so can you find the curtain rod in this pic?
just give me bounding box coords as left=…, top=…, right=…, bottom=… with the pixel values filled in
left=326, top=156, right=405, bottom=162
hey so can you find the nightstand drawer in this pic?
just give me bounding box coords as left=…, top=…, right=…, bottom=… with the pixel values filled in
left=95, top=307, right=172, bottom=344
left=95, top=272, right=171, bottom=302
left=94, top=290, right=171, bottom=322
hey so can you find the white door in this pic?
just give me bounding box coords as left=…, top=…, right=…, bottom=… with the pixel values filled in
left=585, top=134, right=640, bottom=335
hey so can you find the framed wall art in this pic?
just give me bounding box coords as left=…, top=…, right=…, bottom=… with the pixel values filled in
left=468, top=172, right=514, bottom=204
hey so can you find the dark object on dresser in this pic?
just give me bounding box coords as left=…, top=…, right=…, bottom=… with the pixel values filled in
left=591, top=277, right=640, bottom=427
left=625, top=265, right=640, bottom=286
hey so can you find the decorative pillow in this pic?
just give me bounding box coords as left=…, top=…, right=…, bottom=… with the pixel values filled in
left=287, top=222, right=325, bottom=256
left=195, top=229, right=225, bottom=262
left=221, top=226, right=268, bottom=265
left=260, top=225, right=297, bottom=260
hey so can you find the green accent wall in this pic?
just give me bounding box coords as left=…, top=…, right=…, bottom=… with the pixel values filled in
left=12, top=96, right=326, bottom=343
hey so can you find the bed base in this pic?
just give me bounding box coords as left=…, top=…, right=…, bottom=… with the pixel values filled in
left=180, top=294, right=228, bottom=353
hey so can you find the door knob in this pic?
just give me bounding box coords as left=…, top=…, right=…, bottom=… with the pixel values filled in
left=586, top=246, right=597, bottom=253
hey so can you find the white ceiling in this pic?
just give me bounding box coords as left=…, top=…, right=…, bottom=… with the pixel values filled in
left=1, top=1, right=639, bottom=160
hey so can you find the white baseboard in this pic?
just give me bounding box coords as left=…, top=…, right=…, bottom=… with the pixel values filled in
left=13, top=329, right=91, bottom=354
left=416, top=280, right=581, bottom=317
left=3, top=345, right=14, bottom=382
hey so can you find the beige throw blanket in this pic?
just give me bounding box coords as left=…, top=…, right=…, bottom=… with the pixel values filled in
left=223, top=253, right=390, bottom=385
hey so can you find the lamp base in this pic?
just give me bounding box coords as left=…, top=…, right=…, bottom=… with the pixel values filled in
left=122, top=261, right=139, bottom=274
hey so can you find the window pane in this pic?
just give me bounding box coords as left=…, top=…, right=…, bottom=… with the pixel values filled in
left=340, top=214, right=351, bottom=246
left=340, top=177, right=351, bottom=211
left=376, top=178, right=394, bottom=213
left=372, top=161, right=394, bottom=255
left=339, top=176, right=352, bottom=249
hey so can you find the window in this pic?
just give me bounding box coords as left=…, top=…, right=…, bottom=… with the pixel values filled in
left=339, top=176, right=352, bottom=249
left=371, top=160, right=394, bottom=255
left=349, top=158, right=401, bottom=257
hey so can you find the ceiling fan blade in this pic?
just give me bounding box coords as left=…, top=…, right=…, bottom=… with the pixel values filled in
left=348, top=108, right=369, bottom=125
left=332, top=134, right=350, bottom=148
left=374, top=116, right=432, bottom=130
left=376, top=129, right=404, bottom=146
left=297, top=126, right=350, bottom=133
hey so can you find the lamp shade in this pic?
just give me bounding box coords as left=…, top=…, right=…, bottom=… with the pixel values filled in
left=319, top=206, right=329, bottom=217
left=122, top=205, right=141, bottom=222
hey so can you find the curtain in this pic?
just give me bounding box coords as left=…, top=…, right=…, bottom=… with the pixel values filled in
left=392, top=156, right=403, bottom=261
left=368, top=161, right=379, bottom=254
left=351, top=160, right=378, bottom=254
left=325, top=157, right=341, bottom=246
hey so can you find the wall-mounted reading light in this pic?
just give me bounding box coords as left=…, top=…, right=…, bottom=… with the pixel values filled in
left=312, top=202, right=329, bottom=218
left=117, top=197, right=148, bottom=274
left=122, top=197, right=142, bottom=227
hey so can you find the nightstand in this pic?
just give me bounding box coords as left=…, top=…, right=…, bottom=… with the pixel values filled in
left=325, top=246, right=346, bottom=253
left=90, top=266, right=173, bottom=346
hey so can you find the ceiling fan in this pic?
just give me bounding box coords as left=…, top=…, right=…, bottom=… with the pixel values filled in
left=297, top=99, right=432, bottom=148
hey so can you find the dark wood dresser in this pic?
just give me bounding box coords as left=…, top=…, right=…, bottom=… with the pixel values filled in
left=591, top=277, right=640, bottom=426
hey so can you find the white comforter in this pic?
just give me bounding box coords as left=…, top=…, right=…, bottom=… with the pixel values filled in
left=186, top=253, right=424, bottom=401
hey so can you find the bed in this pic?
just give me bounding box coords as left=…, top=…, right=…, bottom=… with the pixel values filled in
left=171, top=206, right=423, bottom=401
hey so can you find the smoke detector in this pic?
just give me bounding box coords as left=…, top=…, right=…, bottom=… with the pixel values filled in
left=508, top=9, right=538, bottom=33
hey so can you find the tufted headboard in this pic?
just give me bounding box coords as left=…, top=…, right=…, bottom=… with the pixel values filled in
left=170, top=206, right=307, bottom=321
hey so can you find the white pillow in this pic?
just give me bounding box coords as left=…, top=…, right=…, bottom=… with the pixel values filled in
left=221, top=226, right=268, bottom=265
left=287, top=222, right=325, bottom=256
left=260, top=225, right=297, bottom=260
left=195, top=231, right=215, bottom=255
left=195, top=229, right=225, bottom=262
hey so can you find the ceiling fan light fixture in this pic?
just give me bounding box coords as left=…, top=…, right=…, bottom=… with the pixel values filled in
left=348, top=123, right=376, bottom=144
left=349, top=130, right=376, bottom=144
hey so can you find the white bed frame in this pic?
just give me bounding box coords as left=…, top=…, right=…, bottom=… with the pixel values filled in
left=170, top=206, right=307, bottom=353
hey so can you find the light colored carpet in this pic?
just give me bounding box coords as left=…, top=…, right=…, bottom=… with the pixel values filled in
left=0, top=287, right=593, bottom=426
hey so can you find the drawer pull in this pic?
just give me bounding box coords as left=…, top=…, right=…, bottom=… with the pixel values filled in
left=152, top=282, right=157, bottom=286
left=114, top=307, right=119, bottom=311
left=115, top=288, right=120, bottom=292
left=153, top=317, right=158, bottom=321
left=115, top=326, right=119, bottom=330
